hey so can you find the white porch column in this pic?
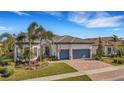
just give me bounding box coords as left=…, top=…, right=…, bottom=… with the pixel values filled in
left=37, top=47, right=39, bottom=58
left=90, top=46, right=92, bottom=59
left=57, top=44, right=60, bottom=60
left=104, top=46, right=107, bottom=56
left=69, top=45, right=73, bottom=60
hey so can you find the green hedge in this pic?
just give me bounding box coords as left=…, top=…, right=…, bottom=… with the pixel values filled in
left=0, top=61, right=9, bottom=66
left=0, top=66, right=14, bottom=77
left=49, top=56, right=58, bottom=61
left=0, top=55, right=12, bottom=66
left=113, top=58, right=124, bottom=64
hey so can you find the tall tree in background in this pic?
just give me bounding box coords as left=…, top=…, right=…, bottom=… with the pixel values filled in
left=96, top=37, right=104, bottom=59
left=112, top=35, right=124, bottom=56
left=0, top=33, right=15, bottom=54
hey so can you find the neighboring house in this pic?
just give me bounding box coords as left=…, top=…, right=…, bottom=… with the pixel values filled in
left=14, top=35, right=124, bottom=61
left=84, top=37, right=124, bottom=56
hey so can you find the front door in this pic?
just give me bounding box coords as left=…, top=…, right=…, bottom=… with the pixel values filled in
left=45, top=47, right=50, bottom=57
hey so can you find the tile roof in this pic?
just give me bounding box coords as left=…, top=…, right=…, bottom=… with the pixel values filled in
left=53, top=35, right=93, bottom=44
left=15, top=33, right=124, bottom=45
left=84, top=37, right=124, bottom=46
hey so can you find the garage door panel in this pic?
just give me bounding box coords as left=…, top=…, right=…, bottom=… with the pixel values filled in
left=73, top=49, right=90, bottom=59
left=60, top=49, right=69, bottom=60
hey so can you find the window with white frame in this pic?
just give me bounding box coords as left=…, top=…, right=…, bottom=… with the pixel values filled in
left=107, top=47, right=112, bottom=55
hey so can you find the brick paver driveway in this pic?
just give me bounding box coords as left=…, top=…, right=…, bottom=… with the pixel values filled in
left=65, top=59, right=112, bottom=71
left=89, top=68, right=124, bottom=80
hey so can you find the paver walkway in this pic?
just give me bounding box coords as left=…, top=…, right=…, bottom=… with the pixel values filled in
left=27, top=65, right=124, bottom=81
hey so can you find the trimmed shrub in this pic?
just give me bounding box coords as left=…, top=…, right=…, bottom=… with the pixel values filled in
left=0, top=66, right=14, bottom=77
left=95, top=55, right=101, bottom=60
left=113, top=58, right=118, bottom=63
left=50, top=55, right=58, bottom=61
left=0, top=61, right=9, bottom=66
left=113, top=58, right=124, bottom=64
left=0, top=58, right=11, bottom=66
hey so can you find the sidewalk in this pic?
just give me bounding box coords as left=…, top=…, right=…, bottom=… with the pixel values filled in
left=89, top=66, right=124, bottom=81
left=26, top=65, right=124, bottom=81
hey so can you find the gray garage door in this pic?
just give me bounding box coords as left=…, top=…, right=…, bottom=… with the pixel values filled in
left=60, top=49, right=69, bottom=60
left=73, top=49, right=90, bottom=59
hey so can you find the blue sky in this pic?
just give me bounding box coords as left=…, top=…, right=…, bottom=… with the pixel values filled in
left=0, top=11, right=124, bottom=38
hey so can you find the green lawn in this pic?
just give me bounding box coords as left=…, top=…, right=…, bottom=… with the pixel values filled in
left=0, top=63, right=77, bottom=81
left=102, top=57, right=124, bottom=66
left=56, top=75, right=92, bottom=81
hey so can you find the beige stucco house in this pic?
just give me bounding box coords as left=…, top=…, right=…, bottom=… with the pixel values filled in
left=14, top=35, right=93, bottom=61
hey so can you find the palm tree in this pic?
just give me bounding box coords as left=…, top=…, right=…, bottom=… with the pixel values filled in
left=46, top=31, right=53, bottom=42
left=96, top=37, right=104, bottom=59
left=36, top=26, right=53, bottom=61
left=16, top=32, right=26, bottom=47
left=16, top=32, right=27, bottom=58
left=112, top=35, right=119, bottom=42
left=35, top=26, right=46, bottom=61
left=27, top=22, right=38, bottom=64
left=112, top=35, right=119, bottom=56
left=45, top=31, right=53, bottom=56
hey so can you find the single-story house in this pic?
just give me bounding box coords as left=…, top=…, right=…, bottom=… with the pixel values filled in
left=14, top=35, right=93, bottom=61
left=14, top=35, right=124, bottom=61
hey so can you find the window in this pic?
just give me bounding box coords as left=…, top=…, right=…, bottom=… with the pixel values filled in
left=107, top=47, right=111, bottom=54
left=45, top=47, right=50, bottom=57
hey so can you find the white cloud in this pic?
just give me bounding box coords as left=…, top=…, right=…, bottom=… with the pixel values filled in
left=95, top=11, right=110, bottom=18
left=69, top=12, right=90, bottom=24
left=11, top=11, right=30, bottom=16
left=86, top=16, right=124, bottom=28
left=0, top=26, right=12, bottom=31
left=68, top=12, right=124, bottom=28
left=43, top=11, right=62, bottom=16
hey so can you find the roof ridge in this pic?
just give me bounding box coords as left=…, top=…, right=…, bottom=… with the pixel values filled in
left=57, top=35, right=67, bottom=42
left=71, top=37, right=76, bottom=42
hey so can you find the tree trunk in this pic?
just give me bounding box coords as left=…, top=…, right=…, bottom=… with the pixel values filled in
left=40, top=39, right=44, bottom=62
left=40, top=39, right=42, bottom=62
left=29, top=40, right=31, bottom=65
